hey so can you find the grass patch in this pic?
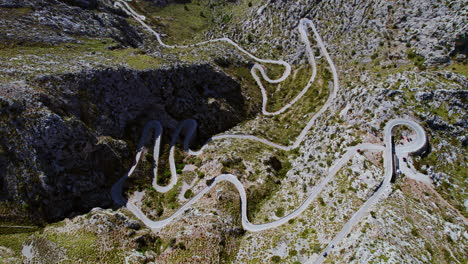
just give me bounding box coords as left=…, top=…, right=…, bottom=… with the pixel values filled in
left=0, top=37, right=166, bottom=78
left=45, top=231, right=99, bottom=263
left=132, top=0, right=214, bottom=45
left=141, top=180, right=183, bottom=218
left=413, top=142, right=467, bottom=217
left=274, top=207, right=285, bottom=217
left=445, top=61, right=468, bottom=77
left=407, top=49, right=426, bottom=70
left=264, top=64, right=314, bottom=113
left=0, top=232, right=31, bottom=253
left=247, top=151, right=292, bottom=220
left=0, top=225, right=40, bottom=235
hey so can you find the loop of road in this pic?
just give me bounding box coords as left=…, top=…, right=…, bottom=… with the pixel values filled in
left=110, top=1, right=427, bottom=262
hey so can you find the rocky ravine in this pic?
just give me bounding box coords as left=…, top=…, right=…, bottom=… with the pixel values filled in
left=0, top=64, right=252, bottom=222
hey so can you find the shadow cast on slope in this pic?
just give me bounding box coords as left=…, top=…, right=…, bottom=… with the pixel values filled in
left=0, top=64, right=252, bottom=222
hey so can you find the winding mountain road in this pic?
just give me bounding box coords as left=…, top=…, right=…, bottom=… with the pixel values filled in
left=311, top=119, right=426, bottom=264
left=111, top=0, right=428, bottom=261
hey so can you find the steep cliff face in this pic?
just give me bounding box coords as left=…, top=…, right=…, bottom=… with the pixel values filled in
left=0, top=64, right=249, bottom=222
left=35, top=65, right=247, bottom=141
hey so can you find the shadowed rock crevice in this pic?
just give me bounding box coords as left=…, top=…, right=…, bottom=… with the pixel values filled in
left=36, top=65, right=248, bottom=142
left=143, top=0, right=192, bottom=7
left=0, top=64, right=252, bottom=222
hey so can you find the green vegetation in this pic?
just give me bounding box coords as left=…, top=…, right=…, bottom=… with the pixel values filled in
left=271, top=255, right=282, bottom=263
left=132, top=0, right=215, bottom=45
left=143, top=181, right=182, bottom=217
left=233, top=65, right=330, bottom=144
left=407, top=49, right=426, bottom=70
left=349, top=138, right=363, bottom=146
left=221, top=156, right=246, bottom=175
left=131, top=148, right=186, bottom=217
left=154, top=146, right=184, bottom=186
left=265, top=64, right=315, bottom=113
left=410, top=228, right=420, bottom=237
left=125, top=53, right=165, bottom=70
left=261, top=62, right=290, bottom=81
left=445, top=61, right=468, bottom=77
left=247, top=152, right=292, bottom=220
left=142, top=236, right=163, bottom=254
left=0, top=225, right=124, bottom=263
left=381, top=180, right=467, bottom=264
left=311, top=243, right=322, bottom=253
left=413, top=145, right=467, bottom=217
left=176, top=162, right=184, bottom=174
left=221, top=63, right=263, bottom=114
left=382, top=72, right=467, bottom=218
left=299, top=228, right=316, bottom=239
left=0, top=225, right=40, bottom=235
left=184, top=189, right=194, bottom=199
left=0, top=37, right=166, bottom=80
left=5, top=7, right=32, bottom=16
left=197, top=170, right=205, bottom=179
left=274, top=207, right=285, bottom=217
left=318, top=196, right=325, bottom=206
left=46, top=231, right=100, bottom=262
left=378, top=254, right=390, bottom=261
left=0, top=232, right=32, bottom=253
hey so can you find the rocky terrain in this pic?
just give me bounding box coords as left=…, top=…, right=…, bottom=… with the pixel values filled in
left=0, top=0, right=467, bottom=263
left=1, top=65, right=250, bottom=222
